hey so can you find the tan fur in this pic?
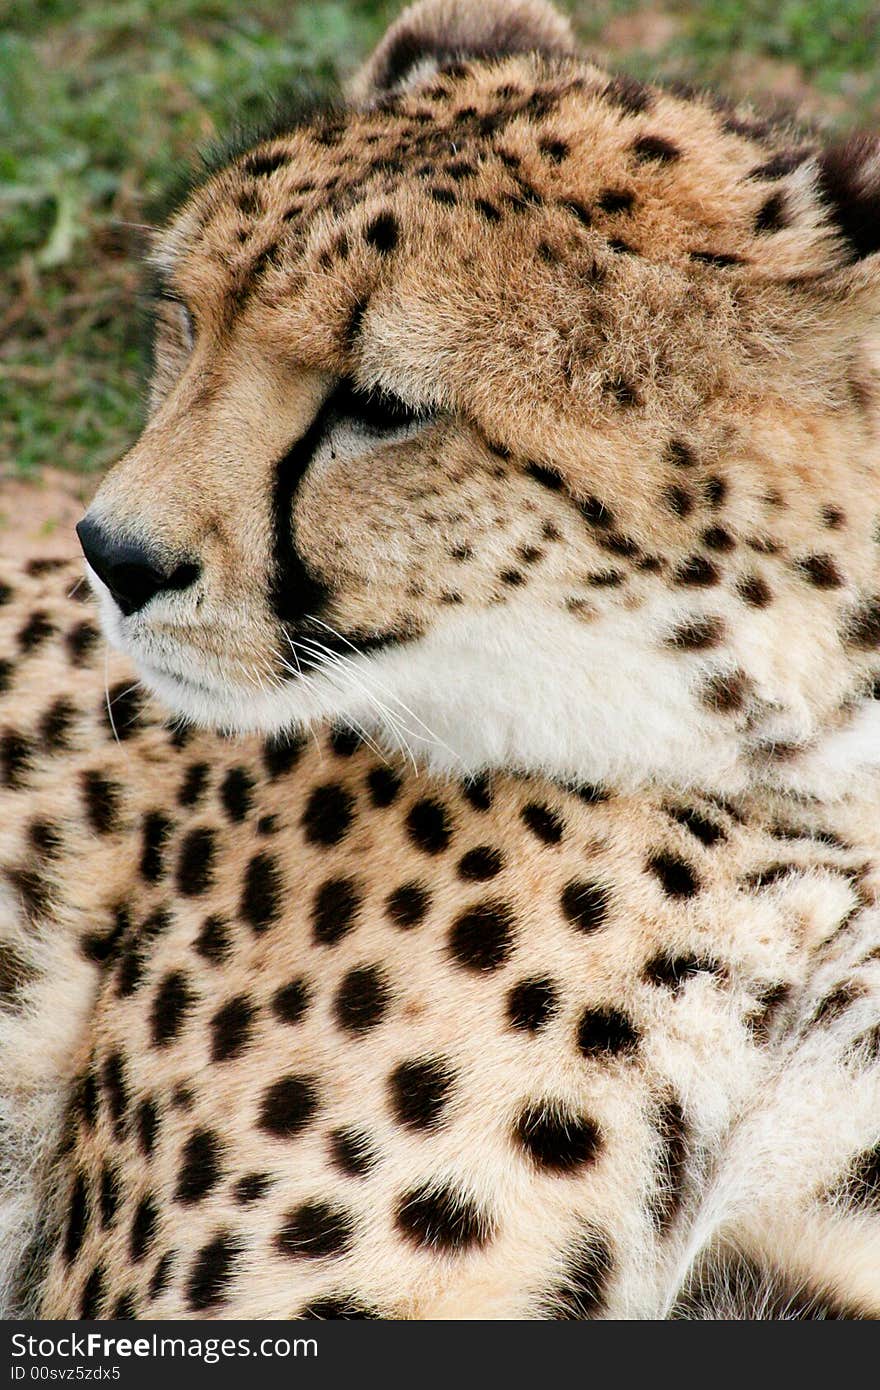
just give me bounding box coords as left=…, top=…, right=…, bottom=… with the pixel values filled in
left=2, top=0, right=880, bottom=1320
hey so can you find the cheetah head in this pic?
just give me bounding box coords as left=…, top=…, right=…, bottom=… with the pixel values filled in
left=79, top=0, right=880, bottom=797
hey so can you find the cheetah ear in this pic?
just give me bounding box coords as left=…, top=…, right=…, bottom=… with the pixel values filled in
left=817, top=133, right=880, bottom=262
left=350, top=0, right=576, bottom=101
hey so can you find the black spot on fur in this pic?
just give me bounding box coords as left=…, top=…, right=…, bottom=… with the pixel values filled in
left=664, top=485, right=693, bottom=518
left=560, top=880, right=610, bottom=933
left=704, top=475, right=727, bottom=508
left=140, top=811, right=172, bottom=884
left=328, top=724, right=362, bottom=757
left=632, top=134, right=681, bottom=163
left=240, top=852, right=283, bottom=931
left=603, top=74, right=652, bottom=115
left=186, top=1233, right=240, bottom=1311
left=817, top=135, right=880, bottom=260
left=506, top=977, right=558, bottom=1033
left=234, top=1173, right=271, bottom=1204
left=104, top=682, right=145, bottom=741
left=98, top=1163, right=120, bottom=1229
left=597, top=188, right=634, bottom=214
left=220, top=766, right=254, bottom=822
left=514, top=1102, right=602, bottom=1172
left=111, top=1291, right=136, bottom=1320
left=389, top=1058, right=454, bottom=1131
left=312, top=876, right=361, bottom=945
left=329, top=1127, right=378, bottom=1179
left=41, top=696, right=76, bottom=749
left=448, top=900, right=514, bottom=971
left=702, top=526, right=735, bottom=552
left=243, top=148, right=290, bottom=177
left=647, top=852, right=700, bottom=898
left=210, top=994, right=256, bottom=1062
left=604, top=377, right=639, bottom=407
left=702, top=669, right=750, bottom=714
left=833, top=1141, right=880, bottom=1213
left=521, top=802, right=564, bottom=843
left=396, top=1183, right=493, bottom=1252
left=135, top=1098, right=158, bottom=1157
left=643, top=952, right=720, bottom=992
left=176, top=827, right=216, bottom=896
left=18, top=609, right=53, bottom=652
left=750, top=150, right=810, bottom=179
left=259, top=1074, right=319, bottom=1139
left=844, top=597, right=880, bottom=649
left=195, top=914, right=231, bottom=964
left=674, top=555, right=720, bottom=587
left=366, top=764, right=401, bottom=807
left=651, top=1099, right=690, bottom=1234
left=737, top=574, right=772, bottom=607
left=1, top=728, right=32, bottom=789
left=796, top=553, right=844, bottom=589
left=666, top=616, right=725, bottom=651
left=666, top=439, right=696, bottom=467
left=577, top=1006, right=640, bottom=1057
left=364, top=211, right=399, bottom=254
left=64, top=1173, right=90, bottom=1264
left=149, top=1250, right=175, bottom=1299
left=462, top=773, right=493, bottom=811
left=150, top=970, right=194, bottom=1047
left=457, top=845, right=504, bottom=880
left=302, top=782, right=355, bottom=845
left=101, top=1051, right=128, bottom=1136
left=263, top=734, right=304, bottom=778
left=755, top=191, right=789, bottom=232
left=275, top=1201, right=353, bottom=1258
left=299, top=1295, right=381, bottom=1319
left=334, top=965, right=391, bottom=1033
left=178, top=761, right=209, bottom=808
left=668, top=806, right=726, bottom=847
left=690, top=250, right=742, bottom=268
left=80, top=1265, right=104, bottom=1319
left=175, top=1128, right=222, bottom=1204
left=526, top=461, right=563, bottom=490
left=272, top=977, right=310, bottom=1025
left=386, top=881, right=430, bottom=928
left=469, top=194, right=500, bottom=223
left=66, top=619, right=99, bottom=665
left=406, top=797, right=451, bottom=853
left=81, top=770, right=121, bottom=834
left=578, top=494, right=614, bottom=528
left=129, top=1195, right=158, bottom=1263
left=538, top=1231, right=613, bottom=1318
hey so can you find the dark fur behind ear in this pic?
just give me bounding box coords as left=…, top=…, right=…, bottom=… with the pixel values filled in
left=817, top=134, right=880, bottom=262
left=353, top=0, right=575, bottom=100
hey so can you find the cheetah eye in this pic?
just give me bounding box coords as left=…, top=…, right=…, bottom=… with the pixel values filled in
left=333, top=380, right=429, bottom=435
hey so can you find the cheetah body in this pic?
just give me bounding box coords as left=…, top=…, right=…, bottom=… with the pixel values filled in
left=2, top=0, right=880, bottom=1320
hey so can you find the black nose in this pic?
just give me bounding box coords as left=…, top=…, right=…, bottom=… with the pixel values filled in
left=76, top=516, right=199, bottom=617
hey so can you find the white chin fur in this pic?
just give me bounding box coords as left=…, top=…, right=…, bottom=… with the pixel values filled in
left=91, top=558, right=880, bottom=797
left=112, top=595, right=743, bottom=792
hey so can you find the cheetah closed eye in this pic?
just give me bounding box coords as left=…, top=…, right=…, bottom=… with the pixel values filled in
left=1, top=0, right=880, bottom=1322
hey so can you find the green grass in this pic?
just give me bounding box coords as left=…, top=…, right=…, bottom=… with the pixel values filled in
left=1, top=0, right=877, bottom=478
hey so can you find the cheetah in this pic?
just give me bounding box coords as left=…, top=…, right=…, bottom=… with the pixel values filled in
left=2, top=0, right=880, bottom=1321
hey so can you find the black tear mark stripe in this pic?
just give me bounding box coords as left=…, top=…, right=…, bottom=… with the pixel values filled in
left=269, top=388, right=339, bottom=628
left=268, top=381, right=417, bottom=664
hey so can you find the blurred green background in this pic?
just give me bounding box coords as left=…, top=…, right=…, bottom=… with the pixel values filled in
left=1, top=0, right=879, bottom=482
